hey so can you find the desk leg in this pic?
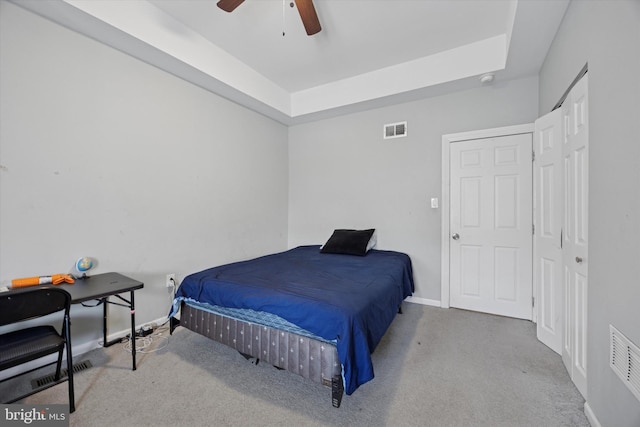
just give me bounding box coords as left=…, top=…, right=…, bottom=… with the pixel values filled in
left=103, top=297, right=108, bottom=348
left=130, top=290, right=136, bottom=371
left=101, top=292, right=137, bottom=371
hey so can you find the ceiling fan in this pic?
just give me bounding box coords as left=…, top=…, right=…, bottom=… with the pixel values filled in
left=217, top=0, right=322, bottom=36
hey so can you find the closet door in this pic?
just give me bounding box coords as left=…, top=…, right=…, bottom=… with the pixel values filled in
left=534, top=108, right=564, bottom=355
left=534, top=74, right=589, bottom=399
left=562, top=74, right=589, bottom=399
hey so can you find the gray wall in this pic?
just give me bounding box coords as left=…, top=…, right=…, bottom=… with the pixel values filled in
left=539, top=1, right=640, bottom=425
left=288, top=76, right=539, bottom=301
left=0, top=2, right=289, bottom=345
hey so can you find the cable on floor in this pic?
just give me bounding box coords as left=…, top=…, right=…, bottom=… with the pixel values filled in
left=122, top=327, right=169, bottom=354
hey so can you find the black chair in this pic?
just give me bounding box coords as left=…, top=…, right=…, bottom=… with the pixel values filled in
left=0, top=286, right=75, bottom=412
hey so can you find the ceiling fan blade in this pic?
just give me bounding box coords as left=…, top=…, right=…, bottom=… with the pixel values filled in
left=294, top=0, right=322, bottom=36
left=217, top=0, right=245, bottom=13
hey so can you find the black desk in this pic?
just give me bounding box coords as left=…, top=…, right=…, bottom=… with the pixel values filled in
left=59, top=272, right=144, bottom=370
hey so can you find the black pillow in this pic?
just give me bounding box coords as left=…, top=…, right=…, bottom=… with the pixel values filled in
left=320, top=229, right=375, bottom=256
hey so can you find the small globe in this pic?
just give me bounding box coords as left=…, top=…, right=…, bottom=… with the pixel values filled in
left=76, top=257, right=94, bottom=272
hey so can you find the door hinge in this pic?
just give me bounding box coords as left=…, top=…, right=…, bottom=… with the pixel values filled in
left=532, top=296, right=535, bottom=308
left=532, top=150, right=535, bottom=162
left=532, top=224, right=535, bottom=235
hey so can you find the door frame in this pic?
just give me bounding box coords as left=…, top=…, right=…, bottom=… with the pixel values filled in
left=440, top=123, right=535, bottom=315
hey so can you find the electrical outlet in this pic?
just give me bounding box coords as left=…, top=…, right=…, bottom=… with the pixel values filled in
left=166, top=273, right=176, bottom=288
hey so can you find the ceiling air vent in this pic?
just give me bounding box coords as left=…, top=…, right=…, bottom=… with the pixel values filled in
left=610, top=324, right=640, bottom=403
left=383, top=121, right=407, bottom=139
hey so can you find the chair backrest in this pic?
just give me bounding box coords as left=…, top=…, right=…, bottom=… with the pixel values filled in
left=0, top=286, right=71, bottom=327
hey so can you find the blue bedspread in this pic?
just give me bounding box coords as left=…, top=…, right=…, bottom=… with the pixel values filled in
left=173, top=245, right=414, bottom=395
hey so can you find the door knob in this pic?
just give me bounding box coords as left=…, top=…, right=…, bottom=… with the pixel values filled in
left=576, top=256, right=583, bottom=264
left=452, top=233, right=460, bottom=240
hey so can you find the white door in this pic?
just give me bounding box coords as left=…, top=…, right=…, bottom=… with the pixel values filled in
left=449, top=133, right=533, bottom=320
left=562, top=74, right=589, bottom=399
left=534, top=109, right=564, bottom=355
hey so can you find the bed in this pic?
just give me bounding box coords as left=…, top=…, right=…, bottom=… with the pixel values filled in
left=169, top=237, right=414, bottom=407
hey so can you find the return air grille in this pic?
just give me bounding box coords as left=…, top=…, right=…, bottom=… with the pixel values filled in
left=383, top=121, right=407, bottom=139
left=31, top=360, right=93, bottom=389
left=610, top=325, right=640, bottom=403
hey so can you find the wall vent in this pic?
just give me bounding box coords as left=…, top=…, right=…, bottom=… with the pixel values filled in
left=610, top=324, right=640, bottom=403
left=383, top=121, right=407, bottom=139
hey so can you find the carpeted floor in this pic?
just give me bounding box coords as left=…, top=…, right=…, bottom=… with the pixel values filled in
left=1, top=303, right=590, bottom=426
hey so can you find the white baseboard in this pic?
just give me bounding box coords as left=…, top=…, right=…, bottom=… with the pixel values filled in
left=103, top=315, right=169, bottom=344
left=404, top=296, right=441, bottom=307
left=584, top=401, right=601, bottom=427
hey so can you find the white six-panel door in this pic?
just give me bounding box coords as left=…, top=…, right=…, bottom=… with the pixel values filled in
left=449, top=134, right=533, bottom=320
left=534, top=108, right=564, bottom=355
left=533, top=74, right=589, bottom=399
left=562, top=74, right=589, bottom=399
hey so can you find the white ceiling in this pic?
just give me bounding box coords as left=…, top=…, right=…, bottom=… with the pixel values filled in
left=13, top=0, right=569, bottom=125
left=149, top=0, right=512, bottom=92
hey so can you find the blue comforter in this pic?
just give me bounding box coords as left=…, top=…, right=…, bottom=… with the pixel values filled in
left=173, top=245, right=414, bottom=395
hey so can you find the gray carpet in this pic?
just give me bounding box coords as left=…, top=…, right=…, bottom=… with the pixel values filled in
left=1, top=303, right=589, bottom=426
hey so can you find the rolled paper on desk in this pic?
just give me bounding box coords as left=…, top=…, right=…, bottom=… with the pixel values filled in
left=11, top=274, right=75, bottom=288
